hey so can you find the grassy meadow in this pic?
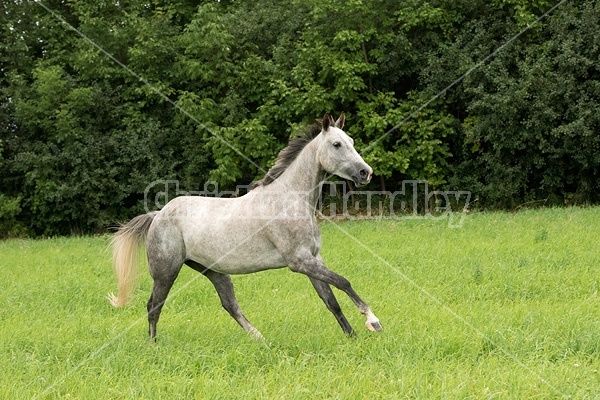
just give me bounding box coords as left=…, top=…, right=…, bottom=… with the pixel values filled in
left=1, top=207, right=599, bottom=399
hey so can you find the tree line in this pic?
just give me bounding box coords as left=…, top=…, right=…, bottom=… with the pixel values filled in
left=1, top=0, right=598, bottom=236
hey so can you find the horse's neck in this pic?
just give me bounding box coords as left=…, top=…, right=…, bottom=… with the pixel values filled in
left=271, top=138, right=324, bottom=208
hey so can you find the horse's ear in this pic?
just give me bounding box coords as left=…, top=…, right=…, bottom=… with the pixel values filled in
left=335, top=112, right=345, bottom=129
left=322, top=113, right=330, bottom=132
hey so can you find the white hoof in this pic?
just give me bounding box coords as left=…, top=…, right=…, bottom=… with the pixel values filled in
left=249, top=328, right=264, bottom=340
left=365, top=319, right=382, bottom=332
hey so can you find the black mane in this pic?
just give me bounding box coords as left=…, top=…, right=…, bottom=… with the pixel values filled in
left=251, top=124, right=321, bottom=189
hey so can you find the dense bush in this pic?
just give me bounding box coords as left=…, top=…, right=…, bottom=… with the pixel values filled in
left=0, top=0, right=598, bottom=235
left=427, top=0, right=600, bottom=207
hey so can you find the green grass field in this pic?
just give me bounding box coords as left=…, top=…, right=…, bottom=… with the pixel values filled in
left=1, top=207, right=599, bottom=399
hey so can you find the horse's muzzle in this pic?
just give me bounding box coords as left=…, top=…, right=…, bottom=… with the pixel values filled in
left=351, top=164, right=373, bottom=187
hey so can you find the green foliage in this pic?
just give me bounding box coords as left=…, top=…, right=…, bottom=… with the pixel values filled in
left=355, top=91, right=455, bottom=185
left=1, top=0, right=210, bottom=235
left=434, top=0, right=600, bottom=207
left=0, top=0, right=599, bottom=234
left=492, top=0, right=553, bottom=27
left=0, top=194, right=26, bottom=238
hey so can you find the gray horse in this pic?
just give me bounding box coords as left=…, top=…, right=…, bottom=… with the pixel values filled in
left=109, top=113, right=382, bottom=339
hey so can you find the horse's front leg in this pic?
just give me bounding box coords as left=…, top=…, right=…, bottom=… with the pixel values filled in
left=288, top=253, right=382, bottom=332
left=309, top=277, right=355, bottom=336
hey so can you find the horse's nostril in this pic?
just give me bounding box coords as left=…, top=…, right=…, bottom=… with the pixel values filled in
left=359, top=169, right=368, bottom=179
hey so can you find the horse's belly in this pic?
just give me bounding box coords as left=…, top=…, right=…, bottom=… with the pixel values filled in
left=185, top=235, right=287, bottom=274
left=163, top=195, right=291, bottom=274
left=210, top=250, right=287, bottom=274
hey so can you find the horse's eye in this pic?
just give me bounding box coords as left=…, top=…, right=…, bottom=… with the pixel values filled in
left=333, top=142, right=341, bottom=148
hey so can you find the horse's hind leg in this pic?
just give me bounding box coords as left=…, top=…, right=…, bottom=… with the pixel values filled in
left=207, top=271, right=264, bottom=340
left=186, top=261, right=263, bottom=339
left=147, top=270, right=180, bottom=339
left=309, top=277, right=355, bottom=336
left=146, top=236, right=185, bottom=340
left=147, top=263, right=182, bottom=339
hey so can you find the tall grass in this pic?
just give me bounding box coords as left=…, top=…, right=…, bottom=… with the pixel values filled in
left=1, top=207, right=599, bottom=398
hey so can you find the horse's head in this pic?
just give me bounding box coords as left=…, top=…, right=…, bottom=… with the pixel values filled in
left=317, top=112, right=373, bottom=187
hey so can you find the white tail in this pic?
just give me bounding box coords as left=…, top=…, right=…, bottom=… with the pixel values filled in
left=108, top=212, right=157, bottom=307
